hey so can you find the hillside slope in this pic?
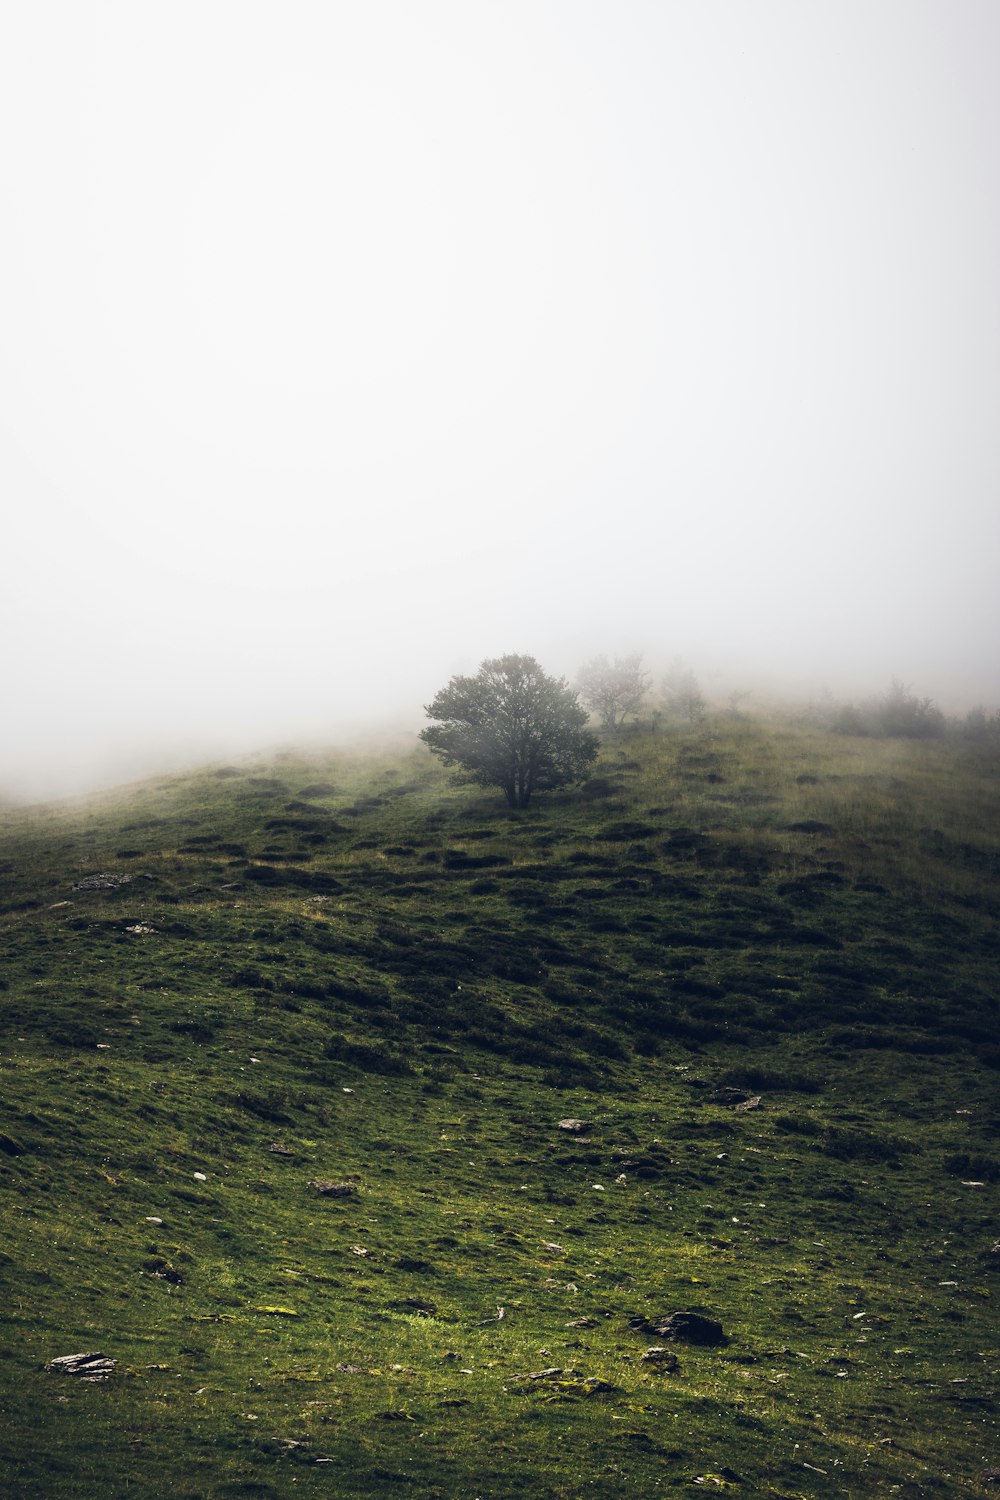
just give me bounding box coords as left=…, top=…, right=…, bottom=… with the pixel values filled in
left=1, top=717, right=998, bottom=1498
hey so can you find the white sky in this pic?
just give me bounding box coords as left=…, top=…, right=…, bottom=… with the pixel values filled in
left=2, top=1, right=998, bottom=798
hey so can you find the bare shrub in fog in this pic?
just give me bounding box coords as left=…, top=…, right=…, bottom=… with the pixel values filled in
left=576, top=653, right=650, bottom=732
left=421, top=654, right=598, bottom=808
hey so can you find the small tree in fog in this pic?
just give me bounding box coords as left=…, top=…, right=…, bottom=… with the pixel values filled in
left=962, top=706, right=1000, bottom=744
left=663, top=661, right=706, bottom=724
left=421, top=655, right=598, bottom=809
left=577, top=653, right=650, bottom=731
left=877, top=680, right=945, bottom=738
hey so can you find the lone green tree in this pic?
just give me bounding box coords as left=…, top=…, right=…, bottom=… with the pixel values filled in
left=421, top=654, right=598, bottom=808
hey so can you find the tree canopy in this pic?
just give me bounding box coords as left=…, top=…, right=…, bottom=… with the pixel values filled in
left=421, top=654, right=598, bottom=808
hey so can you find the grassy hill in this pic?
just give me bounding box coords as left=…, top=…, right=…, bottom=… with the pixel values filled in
left=1, top=714, right=998, bottom=1498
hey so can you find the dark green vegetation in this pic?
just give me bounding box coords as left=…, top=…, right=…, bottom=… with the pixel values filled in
left=421, top=654, right=598, bottom=807
left=1, top=716, right=999, bottom=1498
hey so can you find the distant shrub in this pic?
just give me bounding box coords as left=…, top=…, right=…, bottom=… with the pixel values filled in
left=832, top=680, right=946, bottom=739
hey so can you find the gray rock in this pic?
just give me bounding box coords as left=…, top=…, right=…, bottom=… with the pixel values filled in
left=47, top=1352, right=116, bottom=1379
left=642, top=1346, right=681, bottom=1371
left=654, top=1311, right=726, bottom=1346
left=309, top=1179, right=357, bottom=1196
left=631, top=1310, right=726, bottom=1346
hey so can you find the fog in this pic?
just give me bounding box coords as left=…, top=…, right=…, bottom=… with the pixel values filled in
left=3, top=1, right=998, bottom=801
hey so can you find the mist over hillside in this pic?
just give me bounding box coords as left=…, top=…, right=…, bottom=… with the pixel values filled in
left=3, top=647, right=997, bottom=806
left=3, top=1, right=999, bottom=804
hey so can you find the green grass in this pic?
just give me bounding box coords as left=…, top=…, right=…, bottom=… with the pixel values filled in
left=1, top=716, right=998, bottom=1496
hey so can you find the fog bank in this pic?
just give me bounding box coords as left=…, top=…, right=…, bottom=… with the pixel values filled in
left=3, top=1, right=998, bottom=802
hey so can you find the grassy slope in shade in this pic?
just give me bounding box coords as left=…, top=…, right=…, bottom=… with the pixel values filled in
left=0, top=715, right=998, bottom=1499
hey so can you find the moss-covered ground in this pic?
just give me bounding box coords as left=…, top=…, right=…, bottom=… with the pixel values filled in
left=1, top=716, right=998, bottom=1497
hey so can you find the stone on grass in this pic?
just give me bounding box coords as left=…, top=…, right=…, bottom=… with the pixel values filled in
left=655, top=1311, right=726, bottom=1345
left=309, top=1179, right=357, bottom=1197
left=510, top=1367, right=617, bottom=1397
left=642, top=1346, right=680, bottom=1372
left=631, top=1310, right=726, bottom=1346
left=557, top=1119, right=591, bottom=1133
left=47, top=1352, right=116, bottom=1380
